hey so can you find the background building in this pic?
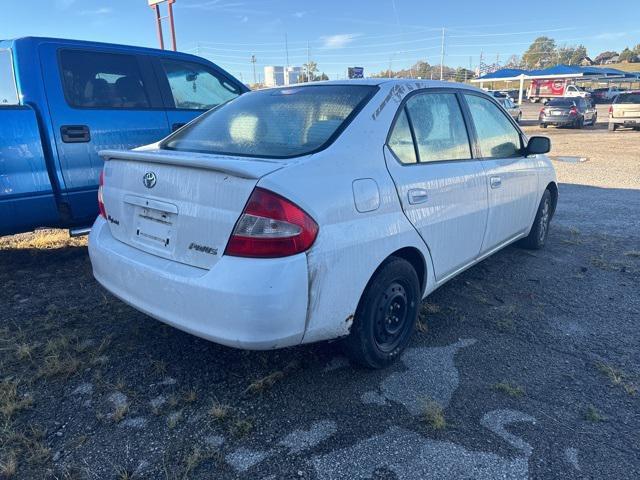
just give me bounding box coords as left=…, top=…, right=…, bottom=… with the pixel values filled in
left=285, top=66, right=302, bottom=85
left=264, top=66, right=285, bottom=87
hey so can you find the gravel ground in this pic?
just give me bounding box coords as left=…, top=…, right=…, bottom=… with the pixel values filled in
left=1, top=118, right=639, bottom=479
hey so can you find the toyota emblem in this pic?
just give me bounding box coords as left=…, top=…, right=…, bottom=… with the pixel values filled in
left=143, top=172, right=157, bottom=189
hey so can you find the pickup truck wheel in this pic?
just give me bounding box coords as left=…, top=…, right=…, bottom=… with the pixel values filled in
left=608, top=123, right=617, bottom=132
left=518, top=190, right=552, bottom=250
left=540, top=123, right=547, bottom=128
left=343, top=256, right=420, bottom=369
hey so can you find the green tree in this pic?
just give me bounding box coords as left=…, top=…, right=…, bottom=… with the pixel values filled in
left=522, top=36, right=557, bottom=68
left=619, top=47, right=639, bottom=63
left=302, top=61, right=318, bottom=82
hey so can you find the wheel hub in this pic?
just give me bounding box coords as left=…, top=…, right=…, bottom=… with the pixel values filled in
left=374, top=282, right=409, bottom=352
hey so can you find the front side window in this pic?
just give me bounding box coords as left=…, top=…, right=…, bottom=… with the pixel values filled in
left=465, top=94, right=522, bottom=159
left=60, top=50, right=150, bottom=108
left=162, top=85, right=376, bottom=158
left=0, top=49, right=19, bottom=105
left=405, top=93, right=471, bottom=162
left=388, top=109, right=417, bottom=164
left=160, top=59, right=241, bottom=110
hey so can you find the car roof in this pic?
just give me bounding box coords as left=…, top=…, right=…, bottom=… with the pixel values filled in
left=264, top=78, right=483, bottom=92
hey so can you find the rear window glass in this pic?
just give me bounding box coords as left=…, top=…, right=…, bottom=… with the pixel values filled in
left=547, top=99, right=575, bottom=107
left=615, top=93, right=640, bottom=104
left=0, top=49, right=19, bottom=105
left=162, top=85, right=376, bottom=158
left=60, top=50, right=150, bottom=109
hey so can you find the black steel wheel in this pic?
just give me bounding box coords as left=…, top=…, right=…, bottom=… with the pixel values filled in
left=343, top=256, right=420, bottom=369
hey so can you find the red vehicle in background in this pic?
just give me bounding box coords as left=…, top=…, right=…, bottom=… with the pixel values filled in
left=528, top=79, right=591, bottom=103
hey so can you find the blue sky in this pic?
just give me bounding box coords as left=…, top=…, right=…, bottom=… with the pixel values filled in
left=2, top=0, right=639, bottom=82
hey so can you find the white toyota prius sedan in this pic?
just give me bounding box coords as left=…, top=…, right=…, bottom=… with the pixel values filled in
left=89, top=79, right=557, bottom=368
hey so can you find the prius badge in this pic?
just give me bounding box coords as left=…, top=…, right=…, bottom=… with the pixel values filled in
left=143, top=171, right=157, bottom=189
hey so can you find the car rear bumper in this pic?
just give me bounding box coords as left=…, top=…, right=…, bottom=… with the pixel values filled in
left=88, top=217, right=309, bottom=350
left=540, top=115, right=575, bottom=126
left=610, top=117, right=640, bottom=126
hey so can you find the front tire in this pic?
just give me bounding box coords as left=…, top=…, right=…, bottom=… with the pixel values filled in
left=343, top=256, right=420, bottom=369
left=608, top=122, right=617, bottom=132
left=518, top=190, right=552, bottom=250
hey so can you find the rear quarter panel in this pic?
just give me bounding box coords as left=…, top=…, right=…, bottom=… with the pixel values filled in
left=258, top=83, right=436, bottom=344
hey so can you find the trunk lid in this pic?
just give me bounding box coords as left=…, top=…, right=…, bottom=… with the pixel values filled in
left=100, top=148, right=284, bottom=270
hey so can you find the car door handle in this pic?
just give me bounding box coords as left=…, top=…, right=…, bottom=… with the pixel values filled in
left=490, top=176, right=502, bottom=189
left=60, top=125, right=90, bottom=143
left=407, top=188, right=429, bottom=205
left=172, top=122, right=186, bottom=132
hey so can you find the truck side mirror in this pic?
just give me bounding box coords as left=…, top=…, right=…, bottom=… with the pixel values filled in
left=525, top=136, right=551, bottom=155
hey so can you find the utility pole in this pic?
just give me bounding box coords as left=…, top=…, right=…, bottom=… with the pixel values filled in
left=285, top=33, right=290, bottom=70
left=440, top=27, right=445, bottom=80
left=306, top=41, right=310, bottom=82
left=250, top=55, right=257, bottom=84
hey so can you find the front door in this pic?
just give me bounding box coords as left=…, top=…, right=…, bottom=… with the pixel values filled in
left=40, top=43, right=170, bottom=222
left=462, top=93, right=539, bottom=254
left=384, top=90, right=489, bottom=282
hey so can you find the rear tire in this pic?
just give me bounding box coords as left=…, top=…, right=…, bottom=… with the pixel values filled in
left=343, top=256, right=420, bottom=369
left=518, top=189, right=552, bottom=250
left=575, top=117, right=584, bottom=129
left=540, top=123, right=547, bottom=128
left=608, top=122, right=617, bottom=132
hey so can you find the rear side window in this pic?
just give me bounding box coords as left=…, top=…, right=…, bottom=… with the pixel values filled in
left=162, top=85, right=376, bottom=158
left=615, top=93, right=640, bottom=104
left=59, top=50, right=150, bottom=109
left=405, top=93, right=471, bottom=163
left=160, top=58, right=241, bottom=110
left=0, top=49, right=19, bottom=105
left=388, top=109, right=417, bottom=164
left=465, top=94, right=522, bottom=159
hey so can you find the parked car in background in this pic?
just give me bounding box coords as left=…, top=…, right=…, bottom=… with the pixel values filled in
left=609, top=91, right=640, bottom=131
left=539, top=97, right=597, bottom=128
left=497, top=97, right=522, bottom=123
left=528, top=79, right=590, bottom=103
left=500, top=89, right=520, bottom=102
left=591, top=86, right=626, bottom=104
left=89, top=80, right=557, bottom=368
left=0, top=37, right=247, bottom=237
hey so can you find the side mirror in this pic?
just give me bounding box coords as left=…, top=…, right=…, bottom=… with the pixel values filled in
left=525, top=136, right=551, bottom=155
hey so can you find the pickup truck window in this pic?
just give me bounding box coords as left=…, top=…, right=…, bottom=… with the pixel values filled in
left=59, top=50, right=150, bottom=109
left=0, top=50, right=19, bottom=105
left=160, top=58, right=241, bottom=110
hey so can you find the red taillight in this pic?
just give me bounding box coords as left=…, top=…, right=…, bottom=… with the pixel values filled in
left=225, top=187, right=318, bottom=258
left=98, top=170, right=106, bottom=219
left=569, top=106, right=578, bottom=115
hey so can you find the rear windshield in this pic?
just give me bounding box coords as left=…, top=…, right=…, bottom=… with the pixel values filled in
left=162, top=85, right=377, bottom=158
left=547, top=99, right=575, bottom=107
left=614, top=93, right=640, bottom=104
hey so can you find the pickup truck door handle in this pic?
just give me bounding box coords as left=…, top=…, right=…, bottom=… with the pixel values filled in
left=407, top=188, right=429, bottom=205
left=60, top=125, right=90, bottom=143
left=490, top=176, right=502, bottom=189
left=172, top=122, right=186, bottom=132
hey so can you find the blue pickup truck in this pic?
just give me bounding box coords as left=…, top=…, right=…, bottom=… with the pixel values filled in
left=0, top=37, right=248, bottom=236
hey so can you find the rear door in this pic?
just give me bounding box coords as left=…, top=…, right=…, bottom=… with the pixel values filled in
left=39, top=43, right=171, bottom=221
left=462, top=92, right=539, bottom=254
left=152, top=56, right=245, bottom=133
left=383, top=89, right=489, bottom=282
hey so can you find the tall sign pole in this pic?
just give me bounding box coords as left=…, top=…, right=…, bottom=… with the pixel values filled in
left=149, top=0, right=177, bottom=51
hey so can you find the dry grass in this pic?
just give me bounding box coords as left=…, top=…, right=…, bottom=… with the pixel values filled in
left=183, top=389, right=197, bottom=404
left=230, top=418, right=253, bottom=437
left=244, top=361, right=298, bottom=394
left=492, top=381, right=525, bottom=398
left=0, top=452, right=17, bottom=478
left=0, top=229, right=86, bottom=251
left=585, top=405, right=604, bottom=422
left=167, top=411, right=183, bottom=429
left=596, top=362, right=637, bottom=396
left=112, top=405, right=129, bottom=423
left=0, top=380, right=34, bottom=422
left=208, top=403, right=230, bottom=422
left=421, top=399, right=446, bottom=430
